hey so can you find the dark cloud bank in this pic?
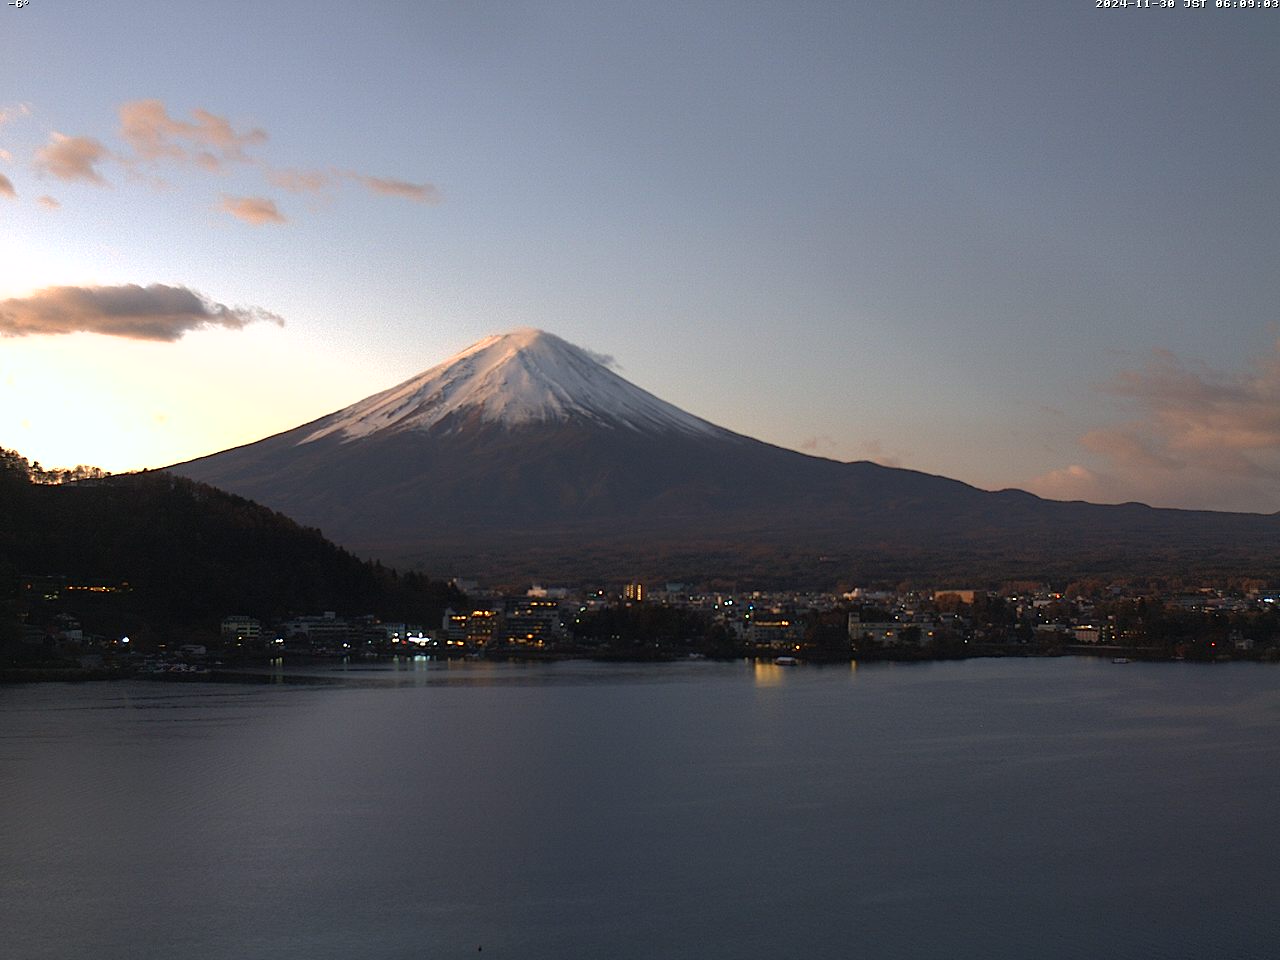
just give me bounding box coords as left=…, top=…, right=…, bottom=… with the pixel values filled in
left=0, top=284, right=283, bottom=341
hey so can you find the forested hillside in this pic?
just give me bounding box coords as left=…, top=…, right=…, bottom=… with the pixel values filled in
left=1, top=448, right=460, bottom=647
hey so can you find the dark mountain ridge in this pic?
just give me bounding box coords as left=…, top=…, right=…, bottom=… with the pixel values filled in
left=0, top=450, right=459, bottom=646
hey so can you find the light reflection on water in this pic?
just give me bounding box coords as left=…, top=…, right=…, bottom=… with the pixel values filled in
left=2, top=658, right=1280, bottom=960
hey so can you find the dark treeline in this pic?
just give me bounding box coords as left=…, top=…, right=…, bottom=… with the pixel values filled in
left=1, top=448, right=461, bottom=650
left=570, top=603, right=738, bottom=658
left=0, top=448, right=111, bottom=485
left=947, top=591, right=1280, bottom=660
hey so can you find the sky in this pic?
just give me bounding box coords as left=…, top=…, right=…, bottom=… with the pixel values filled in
left=1, top=1, right=1278, bottom=512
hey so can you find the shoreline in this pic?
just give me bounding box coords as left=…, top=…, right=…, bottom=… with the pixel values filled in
left=3, top=646, right=1271, bottom=685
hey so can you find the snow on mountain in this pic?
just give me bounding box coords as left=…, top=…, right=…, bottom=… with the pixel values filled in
left=301, top=328, right=726, bottom=443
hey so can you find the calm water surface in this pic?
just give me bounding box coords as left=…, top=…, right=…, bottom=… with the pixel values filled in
left=3, top=657, right=1279, bottom=959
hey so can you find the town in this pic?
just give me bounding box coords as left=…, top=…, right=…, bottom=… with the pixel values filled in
left=12, top=574, right=1280, bottom=679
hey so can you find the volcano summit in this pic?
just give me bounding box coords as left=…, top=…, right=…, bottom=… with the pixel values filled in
left=170, top=329, right=1280, bottom=584
left=301, top=328, right=724, bottom=441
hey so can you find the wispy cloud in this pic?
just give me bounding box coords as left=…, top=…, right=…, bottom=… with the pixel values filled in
left=799, top=434, right=839, bottom=454
left=0, top=284, right=283, bottom=341
left=266, top=167, right=334, bottom=193
left=119, top=99, right=267, bottom=171
left=0, top=102, right=32, bottom=126
left=1027, top=344, right=1280, bottom=512
left=16, top=99, right=439, bottom=221
left=347, top=172, right=441, bottom=204
left=219, top=194, right=286, bottom=225
left=857, top=439, right=907, bottom=468
left=582, top=347, right=618, bottom=369
left=33, top=133, right=111, bottom=185
left=0, top=174, right=14, bottom=199
left=36, top=195, right=60, bottom=210
left=1025, top=464, right=1122, bottom=504
left=796, top=436, right=906, bottom=467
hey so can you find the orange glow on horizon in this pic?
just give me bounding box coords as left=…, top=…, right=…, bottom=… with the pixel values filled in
left=0, top=326, right=381, bottom=472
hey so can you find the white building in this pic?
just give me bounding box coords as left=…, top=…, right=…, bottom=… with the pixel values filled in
left=221, top=615, right=261, bottom=643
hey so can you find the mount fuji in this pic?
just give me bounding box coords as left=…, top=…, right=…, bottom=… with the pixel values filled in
left=170, top=329, right=1280, bottom=584
left=301, top=328, right=725, bottom=442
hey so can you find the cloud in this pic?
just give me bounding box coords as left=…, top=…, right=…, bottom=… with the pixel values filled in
left=219, top=194, right=286, bottom=225
left=119, top=99, right=267, bottom=171
left=36, top=195, right=60, bottom=210
left=267, top=167, right=332, bottom=193
left=1025, top=464, right=1120, bottom=503
left=795, top=436, right=906, bottom=467
left=856, top=438, right=905, bottom=468
left=0, top=174, right=13, bottom=199
left=0, top=102, right=31, bottom=126
left=1104, top=348, right=1280, bottom=472
left=0, top=284, right=284, bottom=341
left=799, top=434, right=839, bottom=454
left=1078, top=428, right=1181, bottom=471
left=22, top=100, right=440, bottom=221
left=348, top=172, right=441, bottom=204
left=582, top=347, right=618, bottom=369
left=1027, top=343, right=1280, bottom=512
left=33, top=133, right=110, bottom=184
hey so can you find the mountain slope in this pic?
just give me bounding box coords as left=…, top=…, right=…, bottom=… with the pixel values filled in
left=169, top=330, right=1280, bottom=584
left=0, top=450, right=459, bottom=645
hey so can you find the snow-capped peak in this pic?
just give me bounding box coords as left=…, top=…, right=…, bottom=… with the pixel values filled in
left=300, top=328, right=725, bottom=443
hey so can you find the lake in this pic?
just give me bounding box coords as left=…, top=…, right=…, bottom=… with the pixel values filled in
left=3, top=657, right=1279, bottom=959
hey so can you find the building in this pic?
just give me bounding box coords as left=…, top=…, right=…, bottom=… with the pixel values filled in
left=221, top=615, right=262, bottom=644
left=1072, top=624, right=1101, bottom=644
left=848, top=612, right=935, bottom=647
left=746, top=617, right=798, bottom=651
left=500, top=597, right=564, bottom=646
left=280, top=612, right=356, bottom=649
left=464, top=609, right=500, bottom=645
left=442, top=609, right=470, bottom=643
